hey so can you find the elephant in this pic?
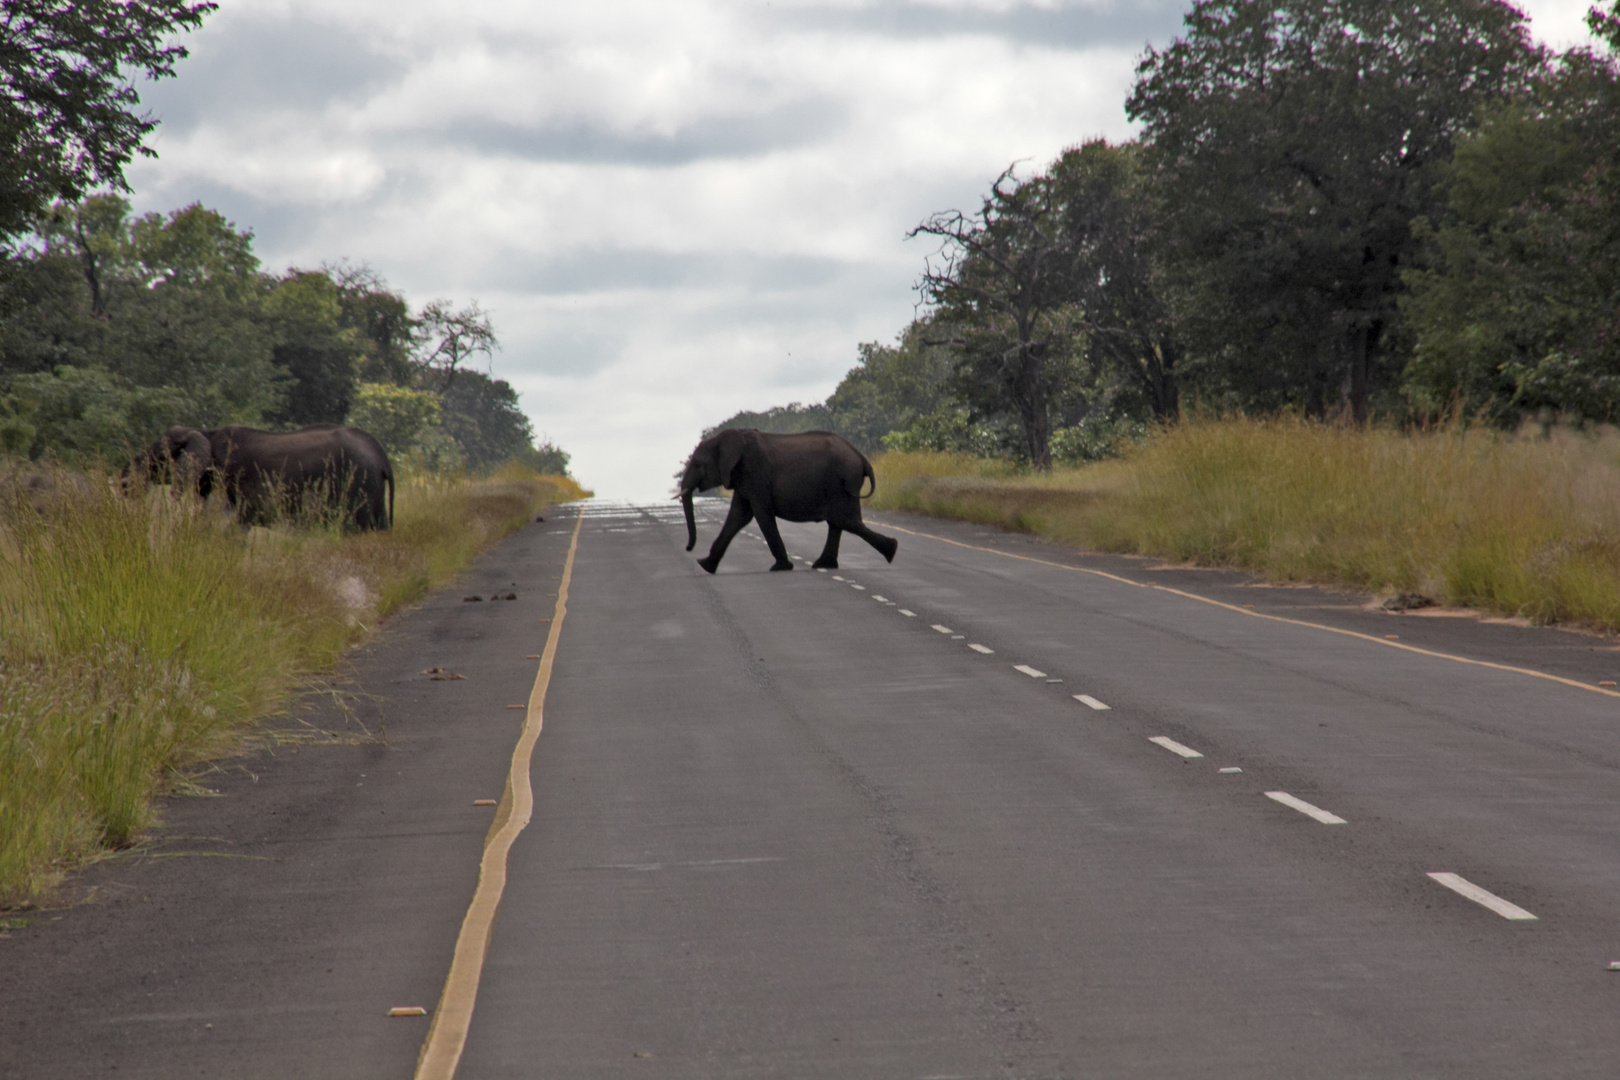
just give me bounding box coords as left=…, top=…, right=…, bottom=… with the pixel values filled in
left=678, top=428, right=898, bottom=573
left=135, top=424, right=394, bottom=531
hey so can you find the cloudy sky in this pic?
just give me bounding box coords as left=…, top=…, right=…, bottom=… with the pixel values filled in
left=129, top=0, right=1603, bottom=499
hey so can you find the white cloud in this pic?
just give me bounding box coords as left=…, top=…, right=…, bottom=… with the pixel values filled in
left=128, top=0, right=1604, bottom=498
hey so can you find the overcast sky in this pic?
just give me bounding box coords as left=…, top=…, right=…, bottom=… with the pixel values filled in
left=129, top=0, right=1604, bottom=499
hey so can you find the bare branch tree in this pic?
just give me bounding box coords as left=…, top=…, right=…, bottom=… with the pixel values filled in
left=909, top=166, right=1085, bottom=469
left=415, top=298, right=498, bottom=391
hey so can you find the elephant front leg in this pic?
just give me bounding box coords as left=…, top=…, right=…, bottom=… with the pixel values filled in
left=812, top=525, right=842, bottom=569
left=697, top=496, right=754, bottom=574
left=755, top=513, right=794, bottom=571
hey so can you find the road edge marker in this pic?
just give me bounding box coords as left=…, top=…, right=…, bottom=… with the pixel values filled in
left=415, top=508, right=584, bottom=1080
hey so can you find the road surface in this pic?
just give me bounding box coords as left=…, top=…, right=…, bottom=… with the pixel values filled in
left=4, top=498, right=1619, bottom=1078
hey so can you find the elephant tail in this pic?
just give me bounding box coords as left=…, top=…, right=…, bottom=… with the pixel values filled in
left=386, top=469, right=395, bottom=529
left=858, top=456, right=876, bottom=499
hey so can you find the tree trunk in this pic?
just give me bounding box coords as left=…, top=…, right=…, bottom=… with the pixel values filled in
left=73, top=219, right=105, bottom=318
left=1018, top=335, right=1053, bottom=471
left=1348, top=324, right=1369, bottom=426
left=1151, top=339, right=1180, bottom=420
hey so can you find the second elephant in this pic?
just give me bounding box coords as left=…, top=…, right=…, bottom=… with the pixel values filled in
left=678, top=428, right=897, bottom=573
left=137, top=424, right=394, bottom=531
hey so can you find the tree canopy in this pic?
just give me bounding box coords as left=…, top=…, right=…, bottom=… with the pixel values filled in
left=0, top=0, right=214, bottom=254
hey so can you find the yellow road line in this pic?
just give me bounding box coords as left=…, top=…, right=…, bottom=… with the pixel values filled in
left=884, top=521, right=1620, bottom=702
left=415, top=508, right=585, bottom=1079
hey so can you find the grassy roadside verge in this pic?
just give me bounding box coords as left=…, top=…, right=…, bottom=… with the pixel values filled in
left=0, top=466, right=588, bottom=905
left=873, top=417, right=1620, bottom=630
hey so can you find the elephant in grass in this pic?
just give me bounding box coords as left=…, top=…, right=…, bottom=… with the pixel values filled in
left=135, top=424, right=394, bottom=531
left=678, top=428, right=898, bottom=573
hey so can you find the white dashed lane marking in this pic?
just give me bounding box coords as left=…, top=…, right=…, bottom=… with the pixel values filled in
left=968, top=644, right=994, bottom=654
left=1074, top=695, right=1111, bottom=711
left=872, top=595, right=888, bottom=602
left=831, top=575, right=845, bottom=581
left=1013, top=664, right=1046, bottom=678
left=931, top=625, right=953, bottom=634
left=851, top=584, right=865, bottom=591
left=1149, top=736, right=1203, bottom=759
left=1265, top=791, right=1346, bottom=825
left=898, top=609, right=916, bottom=617
left=1426, top=873, right=1538, bottom=921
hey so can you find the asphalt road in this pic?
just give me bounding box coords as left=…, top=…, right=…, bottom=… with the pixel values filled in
left=5, top=498, right=1620, bottom=1078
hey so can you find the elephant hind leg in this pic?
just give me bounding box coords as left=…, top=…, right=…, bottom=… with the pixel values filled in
left=845, top=521, right=898, bottom=563
left=812, top=525, right=842, bottom=569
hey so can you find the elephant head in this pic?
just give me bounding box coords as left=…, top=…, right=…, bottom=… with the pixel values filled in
left=678, top=429, right=747, bottom=551
left=135, top=426, right=216, bottom=497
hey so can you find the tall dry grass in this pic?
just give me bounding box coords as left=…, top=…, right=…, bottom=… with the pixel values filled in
left=874, top=417, right=1620, bottom=628
left=0, top=465, right=587, bottom=904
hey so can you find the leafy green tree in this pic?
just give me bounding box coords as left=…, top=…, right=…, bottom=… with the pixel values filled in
left=1049, top=139, right=1181, bottom=420
left=111, top=202, right=281, bottom=424
left=1403, top=5, right=1620, bottom=423
left=347, top=382, right=441, bottom=458
left=328, top=261, right=418, bottom=386
left=0, top=198, right=282, bottom=428
left=0, top=0, right=214, bottom=256
left=262, top=270, right=360, bottom=427
left=911, top=167, right=1090, bottom=469
left=706, top=401, right=833, bottom=438
left=0, top=364, right=188, bottom=460
left=1127, top=0, right=1540, bottom=422
left=818, top=318, right=960, bottom=452
left=517, top=439, right=570, bottom=476
left=439, top=370, right=538, bottom=470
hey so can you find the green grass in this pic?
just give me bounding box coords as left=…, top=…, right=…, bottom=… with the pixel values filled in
left=0, top=464, right=588, bottom=905
left=873, top=417, right=1620, bottom=628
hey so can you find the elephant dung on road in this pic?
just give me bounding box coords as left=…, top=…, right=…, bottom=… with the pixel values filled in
left=678, top=428, right=898, bottom=573
left=135, top=424, right=394, bottom=531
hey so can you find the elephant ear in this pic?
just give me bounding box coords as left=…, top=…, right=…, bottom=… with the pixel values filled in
left=166, top=427, right=214, bottom=495
left=716, top=429, right=748, bottom=488
left=178, top=429, right=212, bottom=464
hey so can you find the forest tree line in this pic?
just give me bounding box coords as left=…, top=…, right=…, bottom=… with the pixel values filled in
left=715, top=0, right=1620, bottom=469
left=0, top=197, right=568, bottom=474
left=0, top=0, right=566, bottom=475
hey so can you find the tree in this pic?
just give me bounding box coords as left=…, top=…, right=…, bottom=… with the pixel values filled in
left=347, top=381, right=463, bottom=470
left=1402, top=4, right=1620, bottom=423
left=519, top=439, right=570, bottom=476
left=0, top=0, right=214, bottom=253
left=327, top=261, right=417, bottom=386
left=416, top=298, right=496, bottom=391
left=820, top=318, right=960, bottom=452
left=0, top=363, right=188, bottom=460
left=706, top=402, right=833, bottom=439
left=262, top=270, right=361, bottom=427
left=0, top=197, right=283, bottom=428
left=1127, top=0, right=1541, bottom=422
left=911, top=167, right=1088, bottom=469
left=1049, top=139, right=1182, bottom=420
left=439, top=370, right=537, bottom=470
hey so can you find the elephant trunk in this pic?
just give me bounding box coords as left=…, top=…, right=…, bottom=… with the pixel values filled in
left=682, top=487, right=697, bottom=551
